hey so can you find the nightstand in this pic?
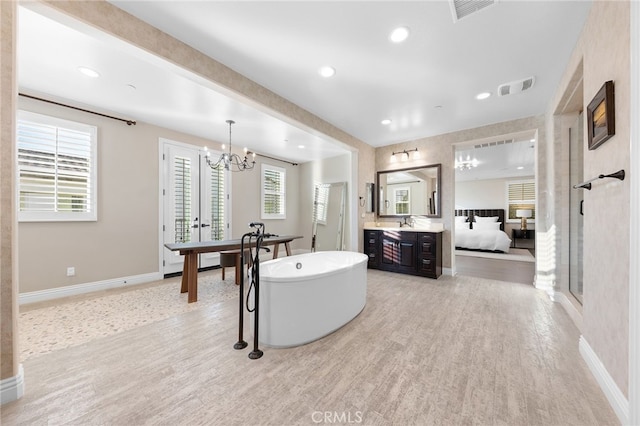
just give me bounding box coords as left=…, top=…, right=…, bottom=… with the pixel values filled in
left=512, top=229, right=534, bottom=248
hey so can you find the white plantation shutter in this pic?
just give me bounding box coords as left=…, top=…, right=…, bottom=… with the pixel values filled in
left=209, top=165, right=225, bottom=241
left=17, top=111, right=97, bottom=222
left=313, top=184, right=330, bottom=224
left=261, top=164, right=286, bottom=219
left=173, top=156, right=192, bottom=243
left=507, top=180, right=535, bottom=220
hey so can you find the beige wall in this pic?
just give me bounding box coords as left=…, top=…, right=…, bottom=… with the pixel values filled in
left=375, top=115, right=545, bottom=272
left=17, top=96, right=310, bottom=293
left=1, top=0, right=19, bottom=383
left=547, top=1, right=631, bottom=396
left=228, top=156, right=302, bottom=242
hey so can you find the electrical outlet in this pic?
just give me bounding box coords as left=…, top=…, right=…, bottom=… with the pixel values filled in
left=66, top=267, right=75, bottom=277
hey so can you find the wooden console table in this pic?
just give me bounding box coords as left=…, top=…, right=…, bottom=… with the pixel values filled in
left=165, top=235, right=302, bottom=303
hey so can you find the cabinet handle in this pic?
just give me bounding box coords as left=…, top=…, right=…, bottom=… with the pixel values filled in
left=422, top=259, right=431, bottom=265
left=368, top=253, right=375, bottom=258
left=369, top=239, right=376, bottom=244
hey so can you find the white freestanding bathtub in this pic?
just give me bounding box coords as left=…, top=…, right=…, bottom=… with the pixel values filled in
left=255, top=251, right=368, bottom=348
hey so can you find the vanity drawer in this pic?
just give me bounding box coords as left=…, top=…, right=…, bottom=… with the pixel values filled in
left=418, top=256, right=436, bottom=275
left=419, top=233, right=436, bottom=256
left=365, top=230, right=379, bottom=245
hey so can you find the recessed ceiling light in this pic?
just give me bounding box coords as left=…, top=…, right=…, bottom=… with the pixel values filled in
left=77, top=66, right=100, bottom=78
left=517, top=166, right=524, bottom=170
left=298, top=145, right=305, bottom=149
left=476, top=92, right=491, bottom=100
left=389, top=26, right=410, bottom=43
left=381, top=119, right=392, bottom=125
left=318, top=66, right=336, bottom=78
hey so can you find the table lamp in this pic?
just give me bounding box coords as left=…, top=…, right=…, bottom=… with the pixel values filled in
left=516, top=209, right=532, bottom=231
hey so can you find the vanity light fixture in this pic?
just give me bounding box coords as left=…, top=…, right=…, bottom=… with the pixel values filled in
left=391, top=148, right=419, bottom=162
left=206, top=120, right=255, bottom=172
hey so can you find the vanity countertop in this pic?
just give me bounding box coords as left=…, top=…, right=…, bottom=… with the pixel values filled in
left=364, top=222, right=445, bottom=233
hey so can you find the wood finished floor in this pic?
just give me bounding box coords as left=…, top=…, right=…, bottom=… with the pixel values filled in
left=2, top=270, right=618, bottom=425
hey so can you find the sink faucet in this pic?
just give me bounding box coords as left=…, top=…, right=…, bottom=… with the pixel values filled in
left=399, top=217, right=413, bottom=228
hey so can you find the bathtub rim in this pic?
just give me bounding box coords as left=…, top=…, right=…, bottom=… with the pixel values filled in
left=259, top=251, right=368, bottom=283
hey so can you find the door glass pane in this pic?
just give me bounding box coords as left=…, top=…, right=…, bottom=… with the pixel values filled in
left=174, top=156, right=192, bottom=243
left=209, top=166, right=225, bottom=241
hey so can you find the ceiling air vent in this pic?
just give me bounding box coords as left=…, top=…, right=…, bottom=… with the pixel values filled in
left=450, top=0, right=497, bottom=23
left=497, top=76, right=536, bottom=97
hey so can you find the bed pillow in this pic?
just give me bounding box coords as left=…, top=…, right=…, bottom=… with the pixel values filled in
left=473, top=221, right=501, bottom=231
left=455, top=216, right=468, bottom=223
left=456, top=222, right=470, bottom=230
left=474, top=216, right=499, bottom=222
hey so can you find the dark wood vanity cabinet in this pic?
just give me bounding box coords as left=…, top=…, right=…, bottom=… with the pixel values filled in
left=417, top=232, right=442, bottom=278
left=364, top=230, right=442, bottom=279
left=364, top=230, right=379, bottom=268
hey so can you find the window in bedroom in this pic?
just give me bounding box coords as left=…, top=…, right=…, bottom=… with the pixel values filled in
left=261, top=164, right=286, bottom=219
left=507, top=180, right=535, bottom=221
left=16, top=110, right=97, bottom=222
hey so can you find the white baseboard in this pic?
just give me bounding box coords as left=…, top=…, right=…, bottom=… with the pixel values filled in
left=551, top=291, right=583, bottom=332
left=19, top=272, right=162, bottom=305
left=579, top=336, right=628, bottom=425
left=0, top=364, right=24, bottom=405
left=443, top=267, right=453, bottom=276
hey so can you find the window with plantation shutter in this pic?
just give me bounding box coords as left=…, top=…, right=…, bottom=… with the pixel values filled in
left=506, top=180, right=535, bottom=221
left=261, top=164, right=286, bottom=219
left=17, top=111, right=97, bottom=222
left=313, top=184, right=330, bottom=225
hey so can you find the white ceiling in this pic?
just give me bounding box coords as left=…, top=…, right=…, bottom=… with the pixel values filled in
left=454, top=131, right=537, bottom=182
left=17, top=1, right=591, bottom=168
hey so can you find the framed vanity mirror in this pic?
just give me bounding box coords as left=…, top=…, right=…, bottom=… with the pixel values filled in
left=377, top=163, right=441, bottom=218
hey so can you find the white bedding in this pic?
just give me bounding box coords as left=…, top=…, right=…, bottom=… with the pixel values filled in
left=455, top=228, right=512, bottom=252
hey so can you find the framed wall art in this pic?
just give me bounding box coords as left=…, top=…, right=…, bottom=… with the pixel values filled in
left=587, top=80, right=615, bottom=150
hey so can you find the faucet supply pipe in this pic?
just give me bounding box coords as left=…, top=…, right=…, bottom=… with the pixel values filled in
left=233, top=231, right=254, bottom=351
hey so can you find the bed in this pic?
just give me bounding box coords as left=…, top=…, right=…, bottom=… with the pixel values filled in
left=454, top=209, right=512, bottom=253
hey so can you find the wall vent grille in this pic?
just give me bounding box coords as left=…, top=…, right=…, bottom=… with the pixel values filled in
left=474, top=139, right=514, bottom=149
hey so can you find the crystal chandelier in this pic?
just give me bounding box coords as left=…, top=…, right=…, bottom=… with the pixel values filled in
left=454, top=154, right=479, bottom=171
left=206, top=120, right=255, bottom=172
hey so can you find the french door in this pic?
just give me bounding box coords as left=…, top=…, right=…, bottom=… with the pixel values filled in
left=162, top=139, right=229, bottom=276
